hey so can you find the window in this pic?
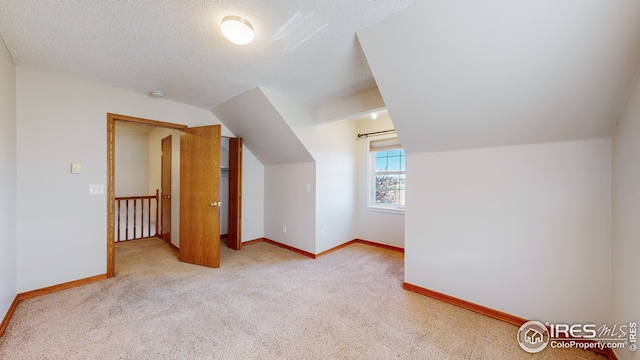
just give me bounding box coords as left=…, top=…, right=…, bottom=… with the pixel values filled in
left=368, top=135, right=405, bottom=212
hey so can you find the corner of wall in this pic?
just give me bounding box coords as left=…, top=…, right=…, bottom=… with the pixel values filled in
left=611, top=71, right=640, bottom=360
left=0, top=35, right=18, bottom=327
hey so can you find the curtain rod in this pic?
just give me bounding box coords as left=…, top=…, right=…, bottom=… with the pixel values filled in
left=357, top=129, right=396, bottom=138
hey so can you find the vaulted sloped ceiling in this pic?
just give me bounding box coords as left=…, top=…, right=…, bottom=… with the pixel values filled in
left=211, top=87, right=314, bottom=165
left=357, top=0, right=640, bottom=153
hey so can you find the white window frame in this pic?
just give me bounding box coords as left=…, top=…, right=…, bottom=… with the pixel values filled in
left=366, top=133, right=405, bottom=214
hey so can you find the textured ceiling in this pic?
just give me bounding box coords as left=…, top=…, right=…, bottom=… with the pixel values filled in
left=0, top=0, right=415, bottom=109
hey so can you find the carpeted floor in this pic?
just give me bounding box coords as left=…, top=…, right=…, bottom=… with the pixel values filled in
left=0, top=237, right=604, bottom=359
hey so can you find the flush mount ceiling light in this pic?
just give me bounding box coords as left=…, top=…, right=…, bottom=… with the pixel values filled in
left=221, top=15, right=254, bottom=45
left=150, top=90, right=164, bottom=98
left=370, top=112, right=379, bottom=120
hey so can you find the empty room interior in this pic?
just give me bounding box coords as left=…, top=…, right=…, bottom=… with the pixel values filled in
left=0, top=1, right=639, bottom=359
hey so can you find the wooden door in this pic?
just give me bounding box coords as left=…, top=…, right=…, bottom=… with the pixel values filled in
left=161, top=136, right=172, bottom=243
left=227, top=137, right=242, bottom=250
left=179, top=125, right=221, bottom=268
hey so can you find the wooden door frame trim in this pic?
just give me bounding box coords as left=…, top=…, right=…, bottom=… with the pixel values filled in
left=107, top=113, right=187, bottom=278
left=227, top=137, right=242, bottom=250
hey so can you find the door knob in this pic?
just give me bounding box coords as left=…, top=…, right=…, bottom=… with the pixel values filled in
left=210, top=202, right=222, bottom=207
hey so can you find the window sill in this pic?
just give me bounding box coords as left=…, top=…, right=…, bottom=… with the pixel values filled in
left=366, top=206, right=405, bottom=215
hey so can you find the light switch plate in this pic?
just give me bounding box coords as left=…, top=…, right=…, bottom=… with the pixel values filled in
left=71, top=162, right=82, bottom=174
left=89, top=184, right=104, bottom=195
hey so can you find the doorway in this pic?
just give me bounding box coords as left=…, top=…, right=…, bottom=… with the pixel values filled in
left=220, top=137, right=242, bottom=250
left=107, top=114, right=242, bottom=277
left=160, top=135, right=172, bottom=244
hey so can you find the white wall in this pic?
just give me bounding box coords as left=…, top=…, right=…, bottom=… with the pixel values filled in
left=262, top=88, right=359, bottom=253
left=355, top=115, right=404, bottom=248
left=264, top=162, right=316, bottom=254
left=115, top=129, right=148, bottom=197
left=612, top=75, right=640, bottom=360
left=221, top=87, right=390, bottom=253
left=147, top=127, right=181, bottom=248
left=312, top=119, right=358, bottom=253
left=15, top=66, right=243, bottom=292
left=0, top=37, right=17, bottom=323
left=241, top=145, right=264, bottom=242
left=405, top=139, right=612, bottom=325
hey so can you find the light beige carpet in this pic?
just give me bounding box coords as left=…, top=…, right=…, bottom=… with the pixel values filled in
left=0, top=238, right=604, bottom=360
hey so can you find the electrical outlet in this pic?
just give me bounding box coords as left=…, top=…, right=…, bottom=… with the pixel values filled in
left=320, top=230, right=325, bottom=239
left=282, top=225, right=287, bottom=233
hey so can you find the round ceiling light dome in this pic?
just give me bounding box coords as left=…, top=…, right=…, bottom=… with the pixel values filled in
left=221, top=16, right=254, bottom=45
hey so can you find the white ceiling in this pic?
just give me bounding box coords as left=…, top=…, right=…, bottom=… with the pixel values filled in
left=0, top=0, right=415, bottom=109
left=212, top=87, right=313, bottom=165
left=358, top=0, right=640, bottom=153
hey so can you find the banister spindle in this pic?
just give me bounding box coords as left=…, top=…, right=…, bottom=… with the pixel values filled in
left=117, top=199, right=121, bottom=242
left=133, top=199, right=137, bottom=239
left=147, top=197, right=151, bottom=237
left=125, top=200, right=129, bottom=241
left=141, top=198, right=145, bottom=238
left=155, top=189, right=160, bottom=236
